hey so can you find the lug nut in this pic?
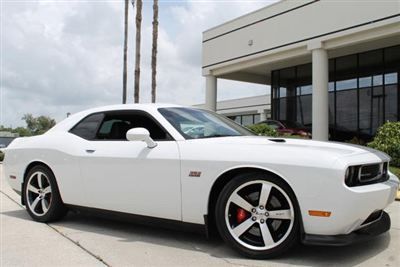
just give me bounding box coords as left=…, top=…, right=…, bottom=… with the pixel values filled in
left=260, top=219, right=265, bottom=224
left=265, top=212, right=269, bottom=217
left=259, top=206, right=264, bottom=210
left=252, top=208, right=256, bottom=213
left=252, top=216, right=257, bottom=221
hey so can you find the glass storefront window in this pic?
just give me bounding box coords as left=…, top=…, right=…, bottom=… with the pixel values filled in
left=280, top=87, right=287, bottom=98
left=329, top=82, right=335, bottom=92
left=385, top=84, right=398, bottom=122
left=385, top=73, right=397, bottom=85
left=271, top=45, right=399, bottom=141
left=242, top=115, right=254, bottom=126
left=373, top=75, right=383, bottom=86
left=301, top=85, right=312, bottom=95
left=359, top=76, right=372, bottom=88
left=227, top=114, right=264, bottom=126
left=336, top=79, right=357, bottom=91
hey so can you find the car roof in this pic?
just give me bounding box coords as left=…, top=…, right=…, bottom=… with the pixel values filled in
left=49, top=103, right=188, bottom=133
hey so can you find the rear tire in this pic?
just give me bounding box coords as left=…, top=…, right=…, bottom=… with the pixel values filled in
left=215, top=172, right=299, bottom=259
left=23, top=165, right=67, bottom=222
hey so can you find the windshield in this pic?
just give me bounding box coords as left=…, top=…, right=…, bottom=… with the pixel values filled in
left=158, top=107, right=254, bottom=139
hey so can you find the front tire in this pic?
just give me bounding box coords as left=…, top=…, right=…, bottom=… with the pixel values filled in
left=215, top=172, right=299, bottom=259
left=24, top=165, right=67, bottom=222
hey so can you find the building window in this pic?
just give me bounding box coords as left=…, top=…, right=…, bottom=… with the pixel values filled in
left=227, top=114, right=262, bottom=126
left=271, top=45, right=400, bottom=141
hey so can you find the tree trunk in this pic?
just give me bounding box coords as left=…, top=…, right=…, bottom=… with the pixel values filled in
left=133, top=0, right=142, bottom=103
left=151, top=0, right=158, bottom=103
left=122, top=0, right=129, bottom=104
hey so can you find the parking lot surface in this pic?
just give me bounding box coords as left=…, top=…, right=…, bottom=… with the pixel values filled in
left=1, top=164, right=399, bottom=266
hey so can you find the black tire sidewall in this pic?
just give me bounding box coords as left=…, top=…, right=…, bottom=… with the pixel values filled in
left=23, top=165, right=67, bottom=222
left=215, top=172, right=300, bottom=259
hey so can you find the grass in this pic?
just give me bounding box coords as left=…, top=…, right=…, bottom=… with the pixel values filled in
left=390, top=166, right=400, bottom=178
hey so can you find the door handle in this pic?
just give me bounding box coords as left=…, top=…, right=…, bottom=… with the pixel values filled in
left=85, top=149, right=96, bottom=154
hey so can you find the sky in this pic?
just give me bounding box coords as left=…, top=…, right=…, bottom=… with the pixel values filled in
left=1, top=0, right=277, bottom=127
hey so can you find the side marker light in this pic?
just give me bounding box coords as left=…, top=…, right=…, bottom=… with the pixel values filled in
left=308, top=210, right=331, bottom=217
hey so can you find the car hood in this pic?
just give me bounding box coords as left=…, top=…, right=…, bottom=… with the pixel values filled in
left=186, top=136, right=390, bottom=162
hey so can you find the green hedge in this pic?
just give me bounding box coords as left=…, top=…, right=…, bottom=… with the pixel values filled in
left=368, top=121, right=400, bottom=167
left=247, top=124, right=278, bottom=137
left=390, top=167, right=400, bottom=178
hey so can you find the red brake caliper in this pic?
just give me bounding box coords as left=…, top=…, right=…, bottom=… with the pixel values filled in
left=236, top=208, right=247, bottom=224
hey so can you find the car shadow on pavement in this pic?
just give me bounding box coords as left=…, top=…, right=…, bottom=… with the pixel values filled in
left=5, top=208, right=392, bottom=266
left=2, top=209, right=392, bottom=266
left=1, top=209, right=32, bottom=220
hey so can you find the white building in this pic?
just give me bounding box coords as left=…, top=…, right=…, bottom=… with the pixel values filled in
left=195, top=94, right=271, bottom=126
left=202, top=0, right=400, bottom=141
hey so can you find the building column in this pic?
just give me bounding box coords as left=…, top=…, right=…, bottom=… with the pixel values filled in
left=205, top=75, right=217, bottom=111
left=310, top=45, right=329, bottom=141
left=259, top=109, right=267, bottom=122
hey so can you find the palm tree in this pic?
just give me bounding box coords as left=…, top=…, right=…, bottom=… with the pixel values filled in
left=133, top=0, right=142, bottom=103
left=122, top=0, right=129, bottom=104
left=151, top=0, right=158, bottom=103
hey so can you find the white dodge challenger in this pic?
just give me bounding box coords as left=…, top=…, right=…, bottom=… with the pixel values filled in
left=3, top=104, right=399, bottom=258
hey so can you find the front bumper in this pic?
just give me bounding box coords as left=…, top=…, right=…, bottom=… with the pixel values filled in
left=302, top=211, right=391, bottom=246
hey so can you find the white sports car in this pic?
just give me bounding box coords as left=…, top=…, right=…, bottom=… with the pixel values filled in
left=3, top=104, right=399, bottom=258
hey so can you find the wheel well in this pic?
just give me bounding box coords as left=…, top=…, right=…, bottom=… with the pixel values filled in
left=206, top=167, right=298, bottom=238
left=23, top=161, right=52, bottom=181
left=22, top=161, right=53, bottom=205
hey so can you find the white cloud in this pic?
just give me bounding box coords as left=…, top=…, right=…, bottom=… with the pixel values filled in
left=1, top=0, right=276, bottom=127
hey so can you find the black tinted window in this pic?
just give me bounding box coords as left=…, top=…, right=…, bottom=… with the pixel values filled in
left=70, top=113, right=104, bottom=140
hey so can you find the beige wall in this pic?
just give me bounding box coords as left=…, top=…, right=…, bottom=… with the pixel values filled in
left=202, top=0, right=400, bottom=75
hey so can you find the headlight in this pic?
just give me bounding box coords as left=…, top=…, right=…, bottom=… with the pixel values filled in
left=345, top=166, right=360, bottom=186
left=345, top=163, right=389, bottom=187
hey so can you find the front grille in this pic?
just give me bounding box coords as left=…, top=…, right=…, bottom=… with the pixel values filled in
left=359, top=164, right=381, bottom=183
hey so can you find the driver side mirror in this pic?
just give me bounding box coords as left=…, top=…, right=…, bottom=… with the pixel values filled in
left=126, top=128, right=157, bottom=148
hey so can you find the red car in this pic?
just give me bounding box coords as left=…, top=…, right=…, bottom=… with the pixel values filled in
left=258, top=120, right=312, bottom=138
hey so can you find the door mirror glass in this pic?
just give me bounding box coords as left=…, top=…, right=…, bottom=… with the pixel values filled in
left=126, top=128, right=157, bottom=148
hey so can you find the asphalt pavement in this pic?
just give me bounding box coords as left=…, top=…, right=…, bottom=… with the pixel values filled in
left=1, top=164, right=399, bottom=267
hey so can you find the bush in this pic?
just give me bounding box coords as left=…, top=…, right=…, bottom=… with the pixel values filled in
left=0, top=151, right=4, bottom=162
left=345, top=136, right=366, bottom=146
left=390, top=166, right=400, bottom=178
left=368, top=121, right=400, bottom=167
left=247, top=124, right=278, bottom=137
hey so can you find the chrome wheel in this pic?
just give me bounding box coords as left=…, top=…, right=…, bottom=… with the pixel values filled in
left=225, top=180, right=294, bottom=251
left=26, top=171, right=52, bottom=216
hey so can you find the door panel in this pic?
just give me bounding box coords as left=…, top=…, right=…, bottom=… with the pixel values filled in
left=79, top=140, right=181, bottom=220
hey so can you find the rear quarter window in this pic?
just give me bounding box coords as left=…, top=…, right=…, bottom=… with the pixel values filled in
left=69, top=113, right=104, bottom=140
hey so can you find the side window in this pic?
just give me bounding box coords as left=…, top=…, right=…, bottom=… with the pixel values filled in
left=97, top=118, right=132, bottom=140
left=70, top=113, right=104, bottom=140
left=95, top=111, right=171, bottom=141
